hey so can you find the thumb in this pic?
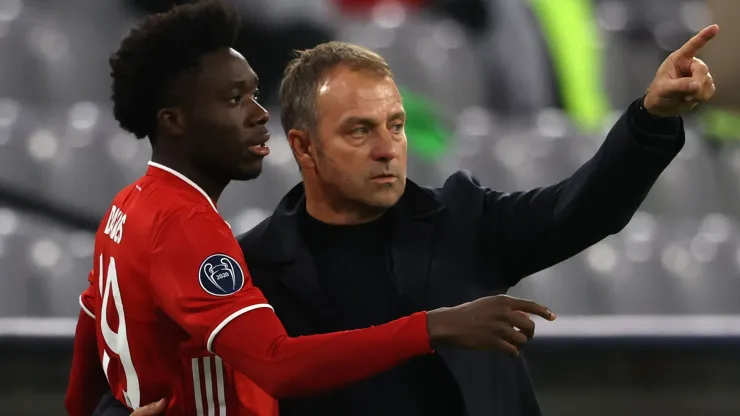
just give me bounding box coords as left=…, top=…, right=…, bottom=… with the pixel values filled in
left=661, top=77, right=701, bottom=96
left=132, top=398, right=167, bottom=416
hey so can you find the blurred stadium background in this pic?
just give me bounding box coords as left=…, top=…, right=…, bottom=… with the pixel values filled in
left=1, top=0, right=740, bottom=414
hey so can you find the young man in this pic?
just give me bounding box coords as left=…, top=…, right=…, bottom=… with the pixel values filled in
left=64, top=2, right=556, bottom=415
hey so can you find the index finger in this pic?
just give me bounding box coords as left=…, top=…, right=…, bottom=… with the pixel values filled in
left=506, top=298, right=555, bottom=321
left=675, top=24, right=719, bottom=59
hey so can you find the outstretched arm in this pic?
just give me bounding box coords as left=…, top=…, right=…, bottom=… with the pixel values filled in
left=150, top=208, right=432, bottom=399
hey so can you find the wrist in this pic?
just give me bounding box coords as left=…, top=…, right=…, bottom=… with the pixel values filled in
left=426, top=308, right=454, bottom=347
left=631, top=91, right=682, bottom=136
left=642, top=90, right=678, bottom=119
left=641, top=91, right=660, bottom=117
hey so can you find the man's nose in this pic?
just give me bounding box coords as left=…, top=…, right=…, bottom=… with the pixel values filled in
left=247, top=100, right=270, bottom=126
left=370, top=129, right=399, bottom=162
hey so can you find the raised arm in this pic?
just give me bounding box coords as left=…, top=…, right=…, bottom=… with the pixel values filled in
left=471, top=26, right=718, bottom=285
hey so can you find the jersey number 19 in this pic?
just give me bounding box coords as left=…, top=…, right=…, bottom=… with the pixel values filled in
left=99, top=254, right=142, bottom=409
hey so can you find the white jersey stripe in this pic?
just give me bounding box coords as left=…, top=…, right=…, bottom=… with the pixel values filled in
left=102, top=352, right=111, bottom=383
left=78, top=295, right=95, bottom=319
left=206, top=304, right=273, bottom=353
left=215, top=356, right=227, bottom=416
left=98, top=254, right=103, bottom=296
left=203, top=357, right=215, bottom=416
left=192, top=358, right=205, bottom=416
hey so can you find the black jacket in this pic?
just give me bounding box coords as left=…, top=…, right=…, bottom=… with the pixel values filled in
left=94, top=99, right=683, bottom=416
left=237, top=100, right=684, bottom=415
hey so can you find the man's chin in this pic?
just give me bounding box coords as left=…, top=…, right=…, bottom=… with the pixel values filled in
left=231, top=163, right=263, bottom=181
left=365, top=189, right=403, bottom=209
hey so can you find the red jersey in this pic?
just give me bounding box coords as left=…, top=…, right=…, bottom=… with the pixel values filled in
left=69, top=162, right=433, bottom=416
left=79, top=162, right=277, bottom=415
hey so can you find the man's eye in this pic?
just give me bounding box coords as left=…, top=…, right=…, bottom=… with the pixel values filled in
left=253, top=89, right=260, bottom=102
left=352, top=127, right=369, bottom=137
left=229, top=95, right=244, bottom=105
left=391, top=123, right=404, bottom=133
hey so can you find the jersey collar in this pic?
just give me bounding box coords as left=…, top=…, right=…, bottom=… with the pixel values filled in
left=146, top=161, right=219, bottom=213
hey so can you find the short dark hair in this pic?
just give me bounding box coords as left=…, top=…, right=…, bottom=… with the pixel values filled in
left=110, top=0, right=241, bottom=139
left=279, top=42, right=393, bottom=135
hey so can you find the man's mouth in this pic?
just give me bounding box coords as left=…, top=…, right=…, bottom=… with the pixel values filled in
left=371, top=173, right=397, bottom=183
left=247, top=132, right=270, bottom=156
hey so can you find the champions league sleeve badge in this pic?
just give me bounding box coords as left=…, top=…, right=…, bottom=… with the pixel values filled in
left=199, top=254, right=245, bottom=296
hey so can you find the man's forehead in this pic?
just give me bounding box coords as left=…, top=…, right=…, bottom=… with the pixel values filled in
left=317, top=68, right=400, bottom=110
left=196, top=48, right=256, bottom=87
left=227, top=47, right=245, bottom=61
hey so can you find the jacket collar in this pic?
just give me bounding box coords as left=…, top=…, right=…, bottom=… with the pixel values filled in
left=250, top=178, right=446, bottom=263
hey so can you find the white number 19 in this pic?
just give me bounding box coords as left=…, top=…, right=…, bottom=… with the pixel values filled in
left=99, top=254, right=141, bottom=409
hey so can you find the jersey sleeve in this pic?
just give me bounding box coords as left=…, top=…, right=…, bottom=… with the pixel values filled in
left=79, top=269, right=97, bottom=319
left=65, top=309, right=109, bottom=416
left=149, top=207, right=272, bottom=352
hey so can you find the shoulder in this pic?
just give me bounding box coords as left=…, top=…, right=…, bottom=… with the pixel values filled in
left=149, top=196, right=228, bottom=247
left=121, top=176, right=210, bottom=220
left=102, top=180, right=211, bottom=242
left=138, top=176, right=219, bottom=221
left=440, top=170, right=485, bottom=191
left=150, top=203, right=242, bottom=273
left=236, top=215, right=273, bottom=252
left=429, top=170, right=489, bottom=207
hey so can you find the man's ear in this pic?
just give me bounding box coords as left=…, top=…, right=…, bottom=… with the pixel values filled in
left=156, top=107, right=186, bottom=137
left=287, top=129, right=317, bottom=170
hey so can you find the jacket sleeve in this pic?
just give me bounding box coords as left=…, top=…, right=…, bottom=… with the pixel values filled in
left=464, top=98, right=684, bottom=286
